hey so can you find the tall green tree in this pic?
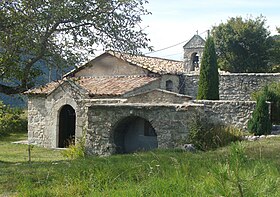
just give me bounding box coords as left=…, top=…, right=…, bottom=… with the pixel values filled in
left=269, top=28, right=280, bottom=72
left=0, top=0, right=152, bottom=95
left=252, top=82, right=280, bottom=124
left=212, top=16, right=272, bottom=73
left=248, top=86, right=271, bottom=135
left=197, top=36, right=219, bottom=100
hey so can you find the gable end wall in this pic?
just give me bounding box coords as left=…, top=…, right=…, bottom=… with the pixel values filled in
left=28, top=83, right=88, bottom=148
left=74, top=54, right=149, bottom=77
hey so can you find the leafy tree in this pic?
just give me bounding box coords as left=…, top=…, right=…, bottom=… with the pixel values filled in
left=212, top=16, right=272, bottom=73
left=197, top=36, right=219, bottom=100
left=0, top=0, right=152, bottom=95
left=269, top=28, right=280, bottom=72
left=248, top=86, right=271, bottom=135
left=0, top=101, right=27, bottom=137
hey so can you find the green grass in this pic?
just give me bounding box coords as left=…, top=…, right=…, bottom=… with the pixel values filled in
left=1, top=132, right=280, bottom=196
left=0, top=132, right=63, bottom=163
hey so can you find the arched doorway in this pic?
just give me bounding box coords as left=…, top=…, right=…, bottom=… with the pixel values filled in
left=58, top=105, right=76, bottom=148
left=113, top=116, right=158, bottom=153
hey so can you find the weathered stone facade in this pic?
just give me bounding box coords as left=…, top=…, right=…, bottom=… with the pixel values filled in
left=193, top=100, right=257, bottom=130
left=28, top=82, right=88, bottom=148
left=184, top=73, right=280, bottom=100
left=26, top=50, right=279, bottom=156
left=28, top=83, right=260, bottom=155
left=86, top=104, right=201, bottom=156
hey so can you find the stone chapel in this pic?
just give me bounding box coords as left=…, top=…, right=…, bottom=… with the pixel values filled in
left=25, top=36, right=280, bottom=155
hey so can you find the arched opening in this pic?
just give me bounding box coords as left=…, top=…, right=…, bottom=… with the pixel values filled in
left=58, top=105, right=76, bottom=148
left=166, top=80, right=173, bottom=91
left=113, top=116, right=158, bottom=154
left=191, top=52, right=199, bottom=70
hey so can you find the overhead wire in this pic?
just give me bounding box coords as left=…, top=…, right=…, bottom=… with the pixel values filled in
left=145, top=30, right=209, bottom=56
left=144, top=39, right=189, bottom=55
left=164, top=52, right=183, bottom=58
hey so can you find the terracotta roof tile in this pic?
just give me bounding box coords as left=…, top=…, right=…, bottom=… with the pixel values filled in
left=25, top=80, right=62, bottom=95
left=108, top=51, right=184, bottom=74
left=26, top=76, right=159, bottom=97
left=64, top=51, right=185, bottom=77
left=78, top=76, right=159, bottom=96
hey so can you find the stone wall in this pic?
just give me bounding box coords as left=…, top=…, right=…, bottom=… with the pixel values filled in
left=86, top=104, right=202, bottom=155
left=28, top=96, right=48, bottom=146
left=28, top=92, right=258, bottom=155
left=28, top=70, right=280, bottom=154
left=193, top=100, right=257, bottom=130
left=28, top=82, right=88, bottom=148
left=85, top=99, right=258, bottom=155
left=160, top=75, right=180, bottom=93
left=184, top=73, right=280, bottom=100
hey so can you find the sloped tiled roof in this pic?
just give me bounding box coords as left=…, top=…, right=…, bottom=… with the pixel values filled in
left=26, top=76, right=159, bottom=97
left=78, top=76, right=159, bottom=96
left=25, top=80, right=63, bottom=95
left=107, top=51, right=184, bottom=74
left=65, top=51, right=185, bottom=77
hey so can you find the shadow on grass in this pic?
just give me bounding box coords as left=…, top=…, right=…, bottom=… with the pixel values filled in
left=0, top=131, right=27, bottom=142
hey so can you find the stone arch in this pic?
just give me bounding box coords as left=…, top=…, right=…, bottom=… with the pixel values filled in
left=190, top=52, right=199, bottom=71
left=112, top=116, right=158, bottom=153
left=58, top=104, right=76, bottom=148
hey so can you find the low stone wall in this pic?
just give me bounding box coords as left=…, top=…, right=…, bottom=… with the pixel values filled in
left=86, top=103, right=203, bottom=155
left=193, top=100, right=257, bottom=130
left=184, top=73, right=280, bottom=100
left=85, top=99, right=258, bottom=155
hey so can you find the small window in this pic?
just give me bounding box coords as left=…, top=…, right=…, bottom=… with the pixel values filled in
left=166, top=80, right=173, bottom=91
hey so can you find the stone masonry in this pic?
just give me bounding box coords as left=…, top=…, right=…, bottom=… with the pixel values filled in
left=184, top=73, right=280, bottom=100
left=86, top=103, right=202, bottom=156
left=193, top=100, right=257, bottom=130
left=26, top=50, right=280, bottom=156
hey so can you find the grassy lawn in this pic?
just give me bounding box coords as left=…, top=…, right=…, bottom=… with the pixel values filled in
left=1, top=132, right=280, bottom=196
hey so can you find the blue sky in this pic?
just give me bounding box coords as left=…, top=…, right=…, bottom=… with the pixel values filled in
left=141, top=0, right=280, bottom=60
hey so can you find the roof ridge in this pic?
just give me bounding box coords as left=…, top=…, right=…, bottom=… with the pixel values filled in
left=77, top=75, right=159, bottom=79
left=65, top=50, right=185, bottom=78
left=107, top=50, right=183, bottom=63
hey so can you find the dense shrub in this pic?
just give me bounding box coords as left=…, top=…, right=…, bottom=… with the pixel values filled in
left=248, top=87, right=272, bottom=135
left=0, top=101, right=27, bottom=137
left=251, top=82, right=280, bottom=124
left=61, top=133, right=86, bottom=159
left=187, top=111, right=243, bottom=151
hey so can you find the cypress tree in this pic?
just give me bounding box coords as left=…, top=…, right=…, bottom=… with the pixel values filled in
left=248, top=86, right=272, bottom=135
left=197, top=36, right=219, bottom=100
